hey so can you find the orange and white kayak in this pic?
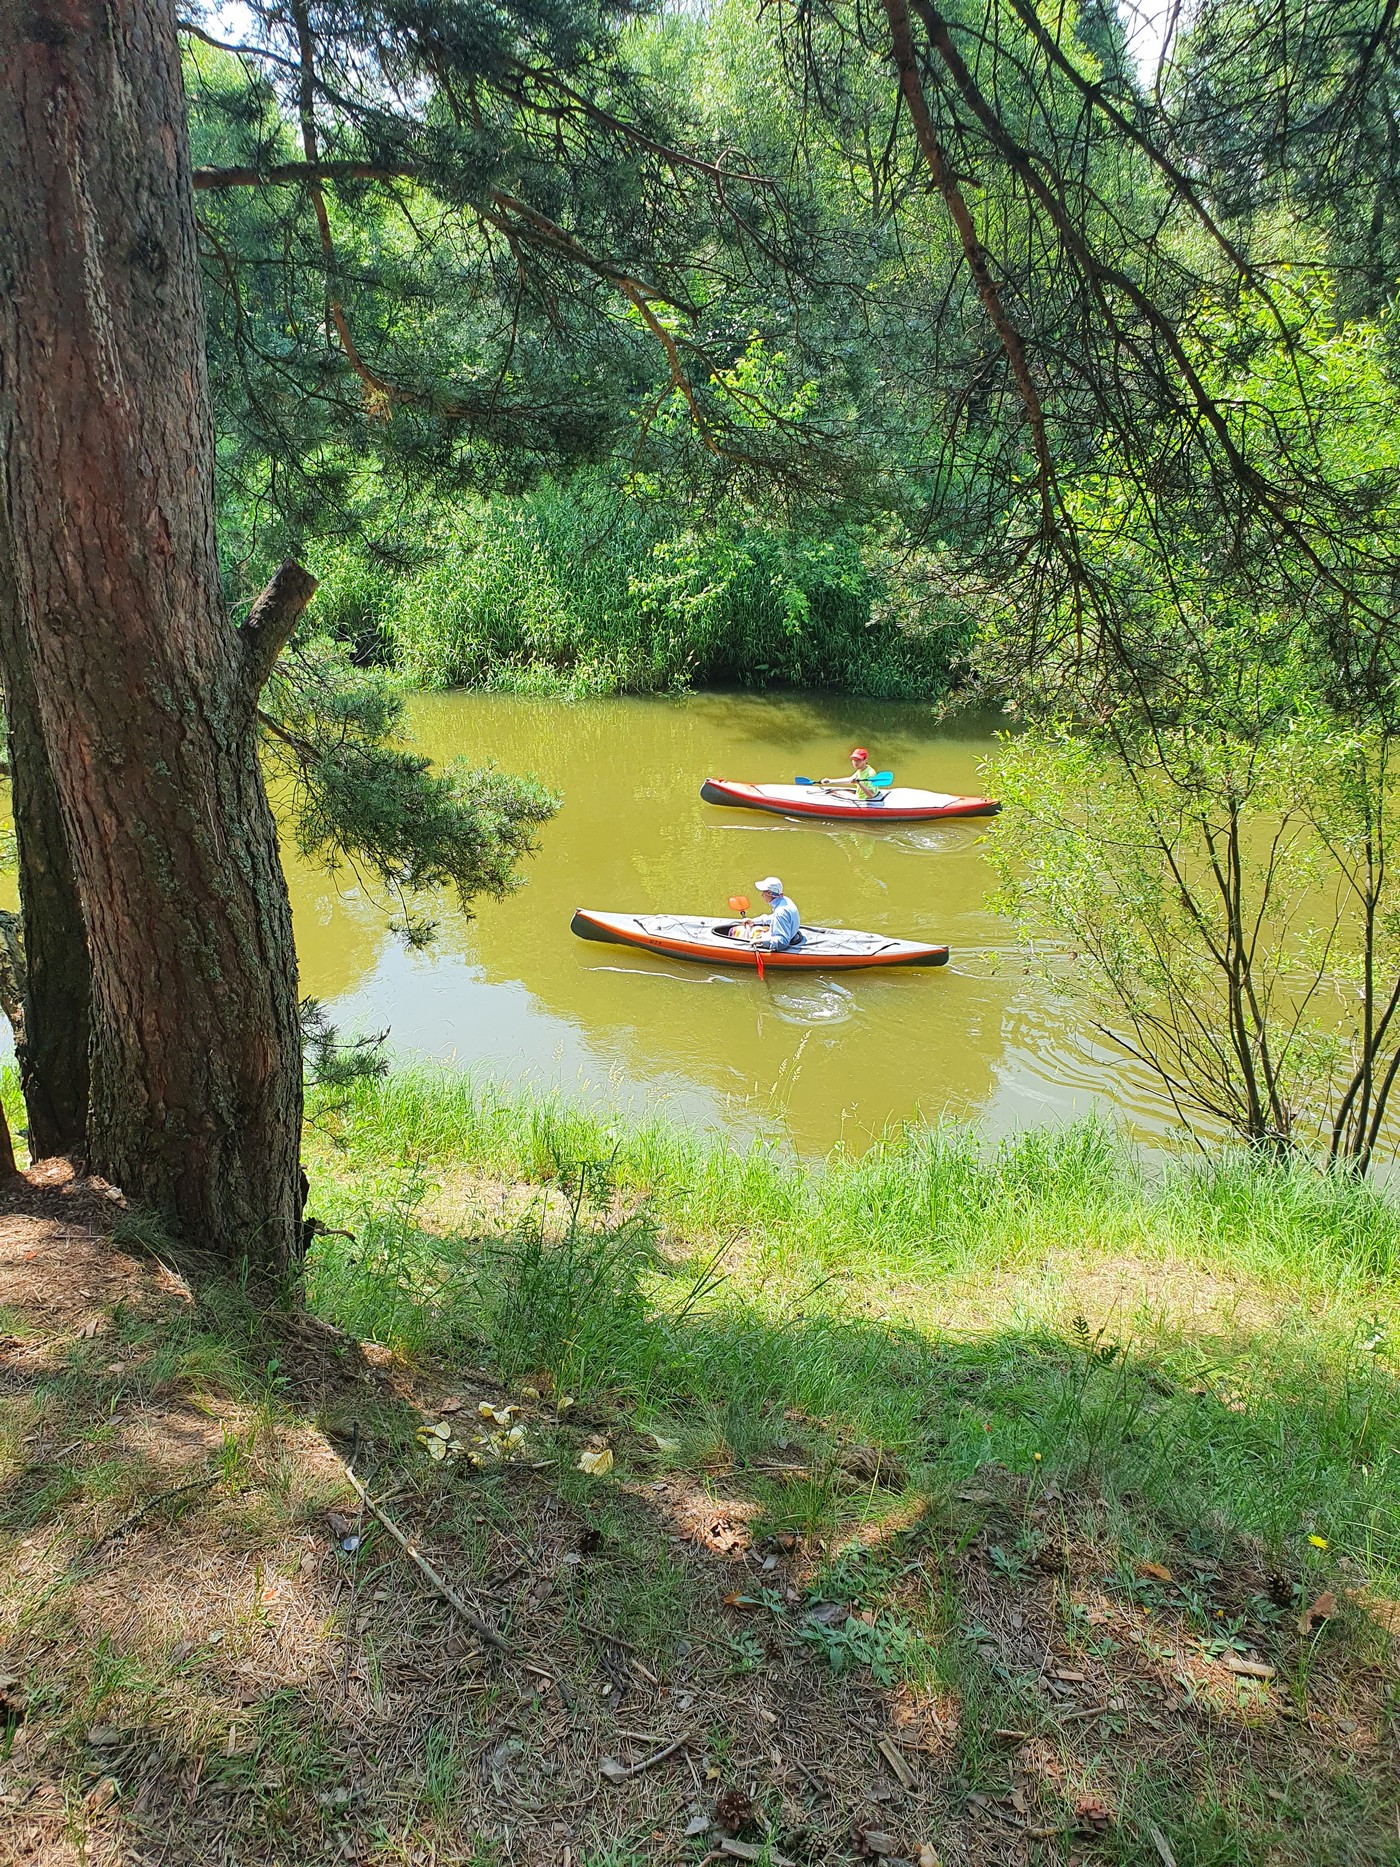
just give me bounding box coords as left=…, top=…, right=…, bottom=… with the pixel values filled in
left=571, top=908, right=949, bottom=970
left=700, top=779, right=998, bottom=822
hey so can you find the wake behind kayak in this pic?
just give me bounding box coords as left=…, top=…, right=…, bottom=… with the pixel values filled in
left=571, top=908, right=949, bottom=970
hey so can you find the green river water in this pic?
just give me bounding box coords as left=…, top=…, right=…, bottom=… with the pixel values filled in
left=282, top=688, right=1163, bottom=1152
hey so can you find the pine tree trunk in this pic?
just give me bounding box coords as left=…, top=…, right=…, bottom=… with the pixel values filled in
left=0, top=0, right=304, bottom=1275
left=0, top=496, right=92, bottom=1160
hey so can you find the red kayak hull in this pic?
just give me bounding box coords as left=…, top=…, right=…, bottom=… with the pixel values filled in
left=700, top=778, right=999, bottom=822
left=571, top=908, right=949, bottom=970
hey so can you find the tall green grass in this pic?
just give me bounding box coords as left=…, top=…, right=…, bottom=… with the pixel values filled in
left=304, top=1069, right=1400, bottom=1586
left=307, top=1066, right=1400, bottom=1289
left=309, top=482, right=970, bottom=699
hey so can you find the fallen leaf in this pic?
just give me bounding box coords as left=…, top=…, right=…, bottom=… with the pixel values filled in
left=599, top=1758, right=631, bottom=1784
left=1299, top=1589, right=1337, bottom=1636
left=1350, top=1586, right=1400, bottom=1635
left=1054, top=1668, right=1086, bottom=1683
left=917, top=1849, right=941, bottom=1867
left=804, top=1600, right=849, bottom=1626
left=86, top=1726, right=121, bottom=1748
left=439, top=1396, right=462, bottom=1414
left=1138, top=1561, right=1174, bottom=1583
left=1072, top=1795, right=1112, bottom=1832
left=651, top=1434, right=680, bottom=1452
left=683, top=1813, right=710, bottom=1837
left=1221, top=1654, right=1274, bottom=1679
left=85, top=1775, right=119, bottom=1815
left=577, top=1447, right=614, bottom=1477
left=858, top=1830, right=896, bottom=1857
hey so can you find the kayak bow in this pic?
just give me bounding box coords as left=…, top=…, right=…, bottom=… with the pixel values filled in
left=700, top=778, right=999, bottom=822
left=571, top=908, right=949, bottom=970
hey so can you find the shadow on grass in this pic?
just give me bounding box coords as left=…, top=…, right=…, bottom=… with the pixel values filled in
left=4, top=1164, right=1398, bottom=1865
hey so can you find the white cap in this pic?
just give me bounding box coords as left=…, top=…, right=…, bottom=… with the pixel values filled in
left=755, top=876, right=783, bottom=895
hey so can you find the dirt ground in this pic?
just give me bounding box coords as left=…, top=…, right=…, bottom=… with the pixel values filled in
left=1, top=1165, right=1396, bottom=1867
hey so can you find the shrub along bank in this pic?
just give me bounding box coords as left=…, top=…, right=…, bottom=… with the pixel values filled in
left=308, top=485, right=971, bottom=700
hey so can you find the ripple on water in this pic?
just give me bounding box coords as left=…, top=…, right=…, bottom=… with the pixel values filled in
left=768, top=980, right=857, bottom=1026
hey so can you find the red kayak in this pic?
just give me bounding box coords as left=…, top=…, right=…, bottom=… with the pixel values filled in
left=700, top=779, right=999, bottom=822
left=571, top=908, right=949, bottom=970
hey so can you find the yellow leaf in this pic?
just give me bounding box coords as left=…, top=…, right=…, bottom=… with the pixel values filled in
left=577, top=1447, right=614, bottom=1477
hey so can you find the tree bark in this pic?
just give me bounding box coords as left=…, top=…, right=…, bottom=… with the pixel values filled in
left=0, top=495, right=92, bottom=1160
left=0, top=0, right=304, bottom=1275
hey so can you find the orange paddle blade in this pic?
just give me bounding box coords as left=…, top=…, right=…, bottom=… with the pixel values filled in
left=729, top=895, right=750, bottom=915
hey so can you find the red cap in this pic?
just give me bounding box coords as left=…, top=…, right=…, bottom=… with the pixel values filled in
left=851, top=747, right=869, bottom=761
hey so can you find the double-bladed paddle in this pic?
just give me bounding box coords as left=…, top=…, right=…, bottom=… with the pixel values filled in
left=795, top=771, right=894, bottom=787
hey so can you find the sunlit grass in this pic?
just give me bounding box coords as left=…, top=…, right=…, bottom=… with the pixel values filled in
left=304, top=1069, right=1400, bottom=1589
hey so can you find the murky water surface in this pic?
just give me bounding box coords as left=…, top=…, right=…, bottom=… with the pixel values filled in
left=284, top=690, right=1165, bottom=1150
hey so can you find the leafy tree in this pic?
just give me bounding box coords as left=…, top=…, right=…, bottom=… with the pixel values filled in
left=989, top=284, right=1400, bottom=1166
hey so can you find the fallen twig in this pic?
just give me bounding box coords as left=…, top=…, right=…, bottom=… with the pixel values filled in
left=85, top=1473, right=221, bottom=1558
left=599, top=1734, right=690, bottom=1782
left=340, top=1460, right=512, bottom=1653
left=876, top=1734, right=918, bottom=1788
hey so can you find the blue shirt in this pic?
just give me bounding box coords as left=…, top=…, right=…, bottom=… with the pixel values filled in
left=755, top=894, right=801, bottom=949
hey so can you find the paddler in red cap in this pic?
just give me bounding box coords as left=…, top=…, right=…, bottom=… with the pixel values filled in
left=817, top=747, right=885, bottom=800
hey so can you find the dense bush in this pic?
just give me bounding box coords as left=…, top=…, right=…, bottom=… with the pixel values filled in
left=309, top=483, right=971, bottom=699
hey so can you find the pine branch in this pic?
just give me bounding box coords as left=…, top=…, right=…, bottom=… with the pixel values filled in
left=240, top=561, right=319, bottom=691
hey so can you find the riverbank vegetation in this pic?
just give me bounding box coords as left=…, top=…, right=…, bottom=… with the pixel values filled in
left=3, top=1080, right=1396, bottom=1864
left=309, top=482, right=972, bottom=700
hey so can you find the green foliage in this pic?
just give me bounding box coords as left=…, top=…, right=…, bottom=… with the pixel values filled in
left=983, top=278, right=1400, bottom=1166
left=484, top=1190, right=659, bottom=1388
left=300, top=998, right=389, bottom=1095
left=309, top=481, right=970, bottom=700
left=261, top=637, right=558, bottom=939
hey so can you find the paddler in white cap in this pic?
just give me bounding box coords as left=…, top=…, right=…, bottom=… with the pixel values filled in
left=739, top=877, right=802, bottom=951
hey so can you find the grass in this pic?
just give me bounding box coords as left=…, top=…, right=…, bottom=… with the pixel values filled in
left=4, top=1077, right=1398, bottom=1864
left=304, top=1069, right=1400, bottom=1589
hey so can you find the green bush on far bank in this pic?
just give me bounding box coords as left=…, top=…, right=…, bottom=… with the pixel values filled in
left=310, top=482, right=971, bottom=700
